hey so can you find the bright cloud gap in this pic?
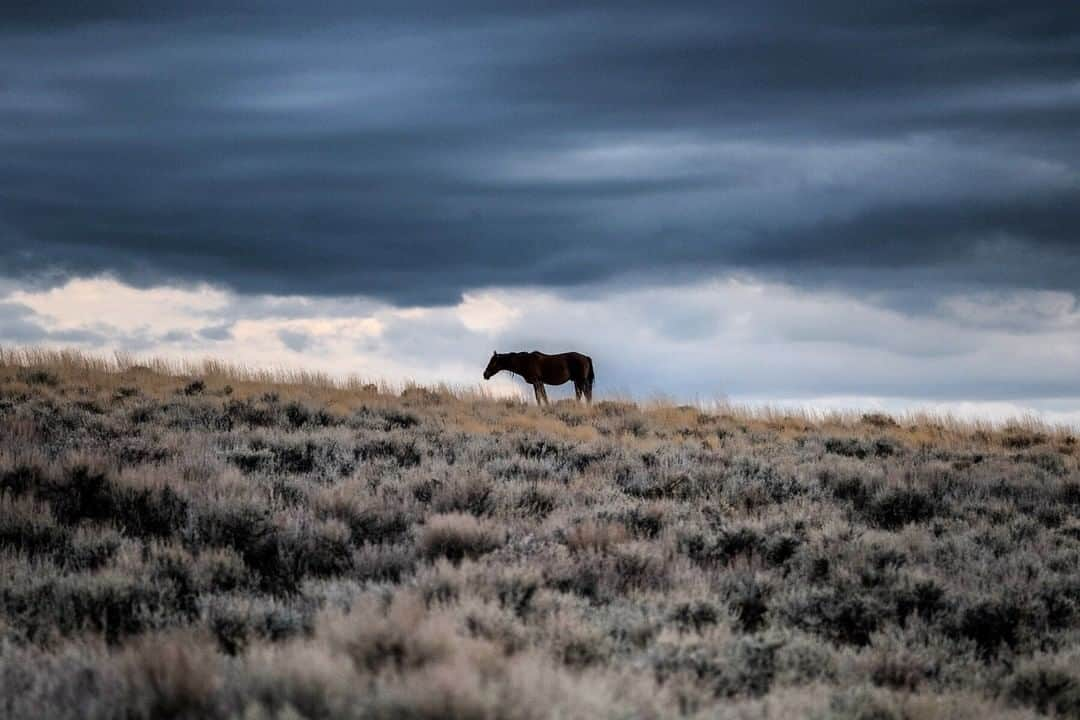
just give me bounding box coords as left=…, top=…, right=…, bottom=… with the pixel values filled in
left=2, top=274, right=1079, bottom=425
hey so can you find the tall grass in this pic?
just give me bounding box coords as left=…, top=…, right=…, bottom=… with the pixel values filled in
left=2, top=345, right=1072, bottom=441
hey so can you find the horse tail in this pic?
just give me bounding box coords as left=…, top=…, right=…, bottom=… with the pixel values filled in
left=584, top=357, right=595, bottom=403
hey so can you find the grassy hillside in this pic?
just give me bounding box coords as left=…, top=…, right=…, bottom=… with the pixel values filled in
left=1, top=348, right=1079, bottom=719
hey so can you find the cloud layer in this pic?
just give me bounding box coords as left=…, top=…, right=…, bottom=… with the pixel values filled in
left=2, top=2, right=1078, bottom=304
left=2, top=4, right=1078, bottom=418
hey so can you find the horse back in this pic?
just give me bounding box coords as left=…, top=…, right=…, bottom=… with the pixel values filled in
left=510, top=351, right=591, bottom=386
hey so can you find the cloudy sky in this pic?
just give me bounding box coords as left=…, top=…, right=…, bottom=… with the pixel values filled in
left=2, top=2, right=1079, bottom=420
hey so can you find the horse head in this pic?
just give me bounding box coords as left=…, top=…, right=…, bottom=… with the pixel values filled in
left=483, top=351, right=502, bottom=380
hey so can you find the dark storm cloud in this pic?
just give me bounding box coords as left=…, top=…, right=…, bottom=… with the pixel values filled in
left=0, top=302, right=104, bottom=345
left=277, top=328, right=311, bottom=353
left=1, top=1, right=1078, bottom=305
left=198, top=323, right=234, bottom=341
left=0, top=303, right=53, bottom=343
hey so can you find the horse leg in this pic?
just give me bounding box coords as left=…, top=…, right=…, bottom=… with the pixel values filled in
left=542, top=385, right=551, bottom=405
left=583, top=381, right=592, bottom=405
left=532, top=383, right=544, bottom=406
left=574, top=383, right=583, bottom=401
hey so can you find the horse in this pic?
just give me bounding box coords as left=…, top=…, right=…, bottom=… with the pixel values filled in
left=483, top=351, right=594, bottom=406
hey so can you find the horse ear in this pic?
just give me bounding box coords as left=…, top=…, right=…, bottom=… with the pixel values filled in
left=492, top=350, right=496, bottom=356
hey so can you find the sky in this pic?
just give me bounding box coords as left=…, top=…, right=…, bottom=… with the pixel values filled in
left=2, top=2, right=1079, bottom=421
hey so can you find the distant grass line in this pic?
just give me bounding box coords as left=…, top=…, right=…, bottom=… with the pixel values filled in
left=0, top=344, right=1075, bottom=444
left=0, top=345, right=509, bottom=401
left=1, top=345, right=391, bottom=391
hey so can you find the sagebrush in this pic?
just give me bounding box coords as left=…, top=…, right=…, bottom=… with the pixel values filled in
left=1, top=349, right=1078, bottom=719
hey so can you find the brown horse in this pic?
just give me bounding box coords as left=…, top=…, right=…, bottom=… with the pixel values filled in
left=483, top=351, right=594, bottom=406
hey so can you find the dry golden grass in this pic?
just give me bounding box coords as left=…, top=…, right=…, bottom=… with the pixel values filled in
left=1, top=345, right=1073, bottom=449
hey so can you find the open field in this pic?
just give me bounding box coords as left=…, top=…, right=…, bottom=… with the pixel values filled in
left=1, top=348, right=1079, bottom=719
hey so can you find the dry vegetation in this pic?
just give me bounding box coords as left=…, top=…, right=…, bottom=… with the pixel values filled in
left=1, top=347, right=1079, bottom=719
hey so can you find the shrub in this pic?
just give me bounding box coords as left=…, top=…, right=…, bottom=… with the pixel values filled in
left=763, top=532, right=802, bottom=566
left=0, top=496, right=71, bottom=559
left=954, top=598, right=1026, bottom=659
left=723, top=573, right=771, bottom=633
left=894, top=578, right=948, bottom=626
left=1003, top=430, right=1047, bottom=450
left=320, top=593, right=451, bottom=674
left=547, top=545, right=669, bottom=602
left=618, top=469, right=691, bottom=500
left=277, top=519, right=354, bottom=580
left=715, top=635, right=782, bottom=697
left=865, top=488, right=937, bottom=530
left=620, top=505, right=665, bottom=539
left=775, top=635, right=837, bottom=684
left=187, top=501, right=270, bottom=553
left=269, top=439, right=319, bottom=475
left=431, top=476, right=494, bottom=516
left=492, top=569, right=540, bottom=618
left=227, top=448, right=272, bottom=474
left=0, top=462, right=43, bottom=497
left=1022, top=451, right=1067, bottom=476
left=678, top=525, right=762, bottom=567
left=821, top=687, right=903, bottom=720
left=182, top=379, right=206, bottom=396
left=556, top=628, right=609, bottom=668
left=149, top=549, right=201, bottom=621
left=1006, top=663, right=1080, bottom=717
left=861, top=413, right=898, bottom=429
left=4, top=572, right=168, bottom=644
left=825, top=438, right=871, bottom=459
left=350, top=407, right=419, bottom=431
left=1060, top=481, right=1080, bottom=508
left=354, top=435, right=424, bottom=468
left=353, top=542, right=417, bottom=583
left=223, top=399, right=278, bottom=428
left=112, top=483, right=190, bottom=539
left=782, top=586, right=883, bottom=647
left=40, top=463, right=114, bottom=525
left=821, top=469, right=877, bottom=510
left=67, top=527, right=122, bottom=571
left=17, top=369, right=59, bottom=387
left=866, top=641, right=937, bottom=691
left=651, top=635, right=781, bottom=699
left=669, top=600, right=721, bottom=633
left=120, top=632, right=222, bottom=718
left=418, top=514, right=501, bottom=563
left=340, top=505, right=414, bottom=545
left=283, top=401, right=310, bottom=428
left=206, top=595, right=315, bottom=654
left=192, top=548, right=251, bottom=593
left=184, top=502, right=316, bottom=593
left=515, top=485, right=556, bottom=519
left=564, top=520, right=628, bottom=554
